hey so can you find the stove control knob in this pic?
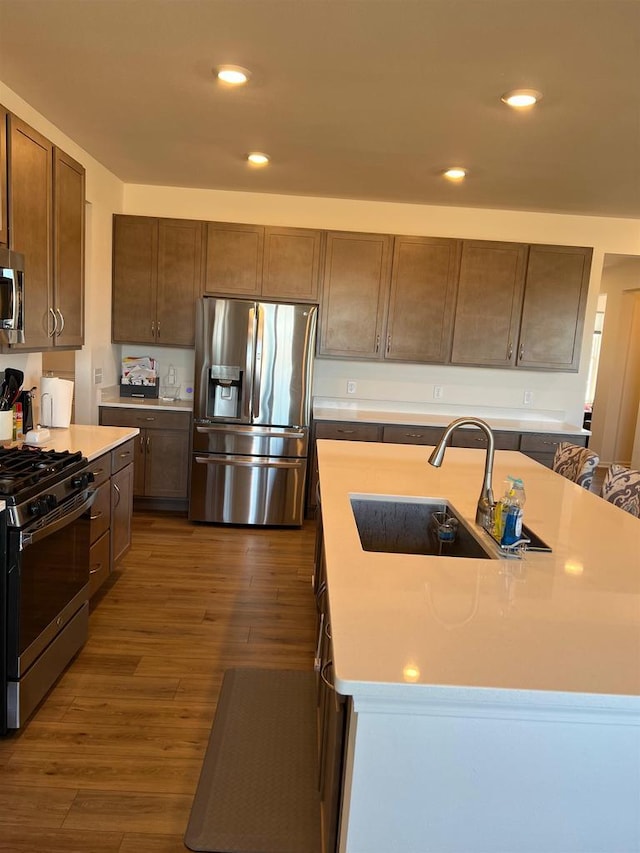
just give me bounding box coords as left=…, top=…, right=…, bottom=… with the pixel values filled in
left=71, top=472, right=94, bottom=489
left=28, top=494, right=56, bottom=516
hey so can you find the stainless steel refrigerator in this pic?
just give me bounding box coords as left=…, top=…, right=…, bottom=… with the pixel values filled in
left=189, top=296, right=317, bottom=526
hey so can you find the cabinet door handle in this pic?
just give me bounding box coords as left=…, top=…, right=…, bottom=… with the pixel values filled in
left=89, top=510, right=103, bottom=521
left=48, top=307, right=58, bottom=338
left=320, top=660, right=336, bottom=690
left=55, top=308, right=65, bottom=335
left=146, top=436, right=151, bottom=453
left=157, top=320, right=160, bottom=339
left=89, top=563, right=103, bottom=575
left=508, top=341, right=513, bottom=360
left=113, top=482, right=121, bottom=507
left=375, top=334, right=380, bottom=353
left=386, top=333, right=391, bottom=354
left=519, top=343, right=524, bottom=360
left=139, top=435, right=144, bottom=450
left=314, top=612, right=325, bottom=672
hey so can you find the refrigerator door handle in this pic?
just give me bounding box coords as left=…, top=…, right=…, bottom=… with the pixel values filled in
left=244, top=306, right=256, bottom=421
left=195, top=455, right=304, bottom=469
left=195, top=425, right=306, bottom=439
left=252, top=304, right=265, bottom=420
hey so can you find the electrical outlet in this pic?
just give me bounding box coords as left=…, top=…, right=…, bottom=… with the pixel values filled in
left=433, top=385, right=444, bottom=400
left=347, top=380, right=357, bottom=395
left=523, top=390, right=534, bottom=406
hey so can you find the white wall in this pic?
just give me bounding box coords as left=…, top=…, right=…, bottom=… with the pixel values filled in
left=0, top=81, right=124, bottom=425
left=591, top=256, right=640, bottom=466
left=124, top=184, right=640, bottom=426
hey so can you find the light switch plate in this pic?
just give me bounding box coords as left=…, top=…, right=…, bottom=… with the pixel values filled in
left=523, top=390, right=534, bottom=406
left=347, top=380, right=357, bottom=395
left=433, top=385, right=444, bottom=400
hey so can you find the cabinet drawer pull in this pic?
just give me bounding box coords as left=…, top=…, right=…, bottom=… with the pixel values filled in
left=337, top=429, right=355, bottom=435
left=91, top=467, right=106, bottom=477
left=89, top=510, right=103, bottom=521
left=405, top=432, right=423, bottom=438
left=119, top=450, right=132, bottom=458
left=89, top=563, right=103, bottom=575
left=320, top=660, right=336, bottom=691
left=314, top=612, right=325, bottom=673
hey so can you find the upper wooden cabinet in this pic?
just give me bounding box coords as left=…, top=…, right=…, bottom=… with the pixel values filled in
left=319, top=232, right=460, bottom=363
left=4, top=114, right=85, bottom=352
left=450, top=240, right=528, bottom=368
left=203, top=222, right=322, bottom=302
left=262, top=226, right=322, bottom=302
left=7, top=116, right=53, bottom=352
left=385, top=236, right=461, bottom=362
left=53, top=148, right=85, bottom=348
left=450, top=240, right=591, bottom=372
left=319, top=231, right=392, bottom=357
left=517, top=244, right=591, bottom=371
left=112, top=215, right=204, bottom=347
left=0, top=106, right=7, bottom=246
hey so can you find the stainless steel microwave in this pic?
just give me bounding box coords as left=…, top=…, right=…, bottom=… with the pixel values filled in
left=0, top=247, right=25, bottom=345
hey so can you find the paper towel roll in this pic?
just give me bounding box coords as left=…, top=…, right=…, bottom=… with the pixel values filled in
left=40, top=377, right=74, bottom=428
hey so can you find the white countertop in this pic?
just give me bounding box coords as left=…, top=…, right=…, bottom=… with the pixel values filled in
left=99, top=386, right=193, bottom=413
left=317, top=440, right=640, bottom=709
left=314, top=403, right=588, bottom=435
left=14, top=424, right=139, bottom=462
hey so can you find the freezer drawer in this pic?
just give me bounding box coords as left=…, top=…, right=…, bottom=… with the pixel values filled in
left=193, top=423, right=308, bottom=457
left=189, top=453, right=308, bottom=526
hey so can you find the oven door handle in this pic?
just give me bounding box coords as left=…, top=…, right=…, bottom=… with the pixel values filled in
left=19, top=489, right=97, bottom=550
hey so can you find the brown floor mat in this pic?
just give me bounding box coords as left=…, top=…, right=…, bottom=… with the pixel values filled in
left=184, top=668, right=321, bottom=853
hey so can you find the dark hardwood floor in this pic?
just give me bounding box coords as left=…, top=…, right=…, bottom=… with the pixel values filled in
left=0, top=512, right=318, bottom=853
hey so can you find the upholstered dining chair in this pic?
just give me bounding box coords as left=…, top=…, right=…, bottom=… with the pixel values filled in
left=552, top=442, right=600, bottom=491
left=600, top=465, right=640, bottom=517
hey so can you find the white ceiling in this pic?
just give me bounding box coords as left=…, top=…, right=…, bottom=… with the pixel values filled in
left=0, top=0, right=639, bottom=218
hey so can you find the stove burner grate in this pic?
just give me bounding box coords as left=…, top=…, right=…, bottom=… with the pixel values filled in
left=0, top=447, right=85, bottom=497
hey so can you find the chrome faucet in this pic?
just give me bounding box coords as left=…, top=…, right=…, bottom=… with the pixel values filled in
left=428, top=417, right=496, bottom=529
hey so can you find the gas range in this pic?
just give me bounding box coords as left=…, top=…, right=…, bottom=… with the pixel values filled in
left=0, top=446, right=92, bottom=528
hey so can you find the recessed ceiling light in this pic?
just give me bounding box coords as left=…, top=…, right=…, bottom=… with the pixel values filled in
left=501, top=89, right=542, bottom=108
left=247, top=152, right=270, bottom=166
left=216, top=65, right=251, bottom=85
left=443, top=167, right=467, bottom=181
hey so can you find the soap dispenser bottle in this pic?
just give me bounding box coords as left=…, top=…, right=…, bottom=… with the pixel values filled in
left=500, top=477, right=526, bottom=546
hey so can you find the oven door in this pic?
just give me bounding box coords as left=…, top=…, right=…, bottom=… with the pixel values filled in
left=6, top=489, right=95, bottom=730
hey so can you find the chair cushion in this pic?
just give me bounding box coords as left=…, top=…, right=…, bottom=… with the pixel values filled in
left=553, top=442, right=599, bottom=490
left=601, top=465, right=640, bottom=518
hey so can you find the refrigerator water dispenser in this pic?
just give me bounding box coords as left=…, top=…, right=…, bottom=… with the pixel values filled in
left=209, top=365, right=242, bottom=418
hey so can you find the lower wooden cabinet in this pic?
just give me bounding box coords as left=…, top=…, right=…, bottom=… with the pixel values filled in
left=519, top=432, right=587, bottom=468
left=87, top=438, right=135, bottom=597
left=111, top=460, right=134, bottom=565
left=99, top=407, right=191, bottom=506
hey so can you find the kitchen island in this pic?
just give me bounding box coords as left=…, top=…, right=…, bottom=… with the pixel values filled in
left=317, top=439, right=640, bottom=853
